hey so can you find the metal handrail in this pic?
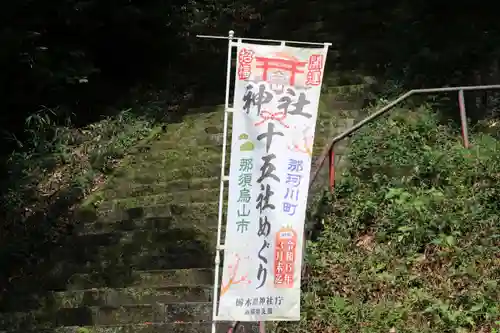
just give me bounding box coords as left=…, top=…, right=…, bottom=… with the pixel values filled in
left=309, top=84, right=500, bottom=190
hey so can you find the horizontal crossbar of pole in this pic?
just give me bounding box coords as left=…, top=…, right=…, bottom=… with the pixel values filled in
left=196, top=34, right=331, bottom=46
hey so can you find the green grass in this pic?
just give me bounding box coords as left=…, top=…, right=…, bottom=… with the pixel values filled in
left=99, top=177, right=220, bottom=200
left=280, top=106, right=500, bottom=333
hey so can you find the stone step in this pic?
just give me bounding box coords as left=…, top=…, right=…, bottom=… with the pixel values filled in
left=311, top=118, right=355, bottom=158
left=153, top=113, right=356, bottom=156
left=167, top=114, right=226, bottom=138
left=0, top=286, right=212, bottom=312
left=114, top=164, right=226, bottom=184
left=44, top=250, right=213, bottom=279
left=0, top=269, right=216, bottom=309
left=69, top=228, right=218, bottom=249
left=124, top=156, right=228, bottom=176
left=326, top=83, right=369, bottom=99
left=155, top=110, right=357, bottom=150
left=155, top=110, right=356, bottom=151
left=78, top=215, right=220, bottom=235
left=126, top=145, right=223, bottom=164
left=0, top=302, right=213, bottom=329
left=37, top=233, right=214, bottom=283
left=100, top=177, right=220, bottom=201
left=153, top=132, right=338, bottom=162
left=156, top=133, right=225, bottom=148
left=310, top=143, right=349, bottom=162
left=315, top=120, right=339, bottom=138
left=317, top=115, right=356, bottom=132
left=93, top=201, right=224, bottom=223
left=116, top=134, right=351, bottom=191
left=48, top=239, right=213, bottom=267
left=328, top=100, right=363, bottom=111
left=0, top=322, right=261, bottom=333
left=115, top=119, right=356, bottom=188
left=98, top=189, right=220, bottom=212
left=67, top=269, right=215, bottom=291
left=165, top=113, right=230, bottom=134
left=312, top=122, right=356, bottom=154
left=180, top=105, right=225, bottom=118
left=315, top=137, right=352, bottom=156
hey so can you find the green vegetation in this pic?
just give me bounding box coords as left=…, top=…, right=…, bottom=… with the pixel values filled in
left=281, top=107, right=500, bottom=333
left=0, top=109, right=160, bottom=295
left=3, top=109, right=157, bottom=215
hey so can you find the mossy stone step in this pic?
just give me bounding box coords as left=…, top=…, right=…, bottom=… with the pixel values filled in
left=312, top=118, right=355, bottom=155
left=93, top=202, right=224, bottom=223
left=154, top=122, right=233, bottom=148
left=125, top=145, right=223, bottom=165
left=119, top=156, right=228, bottom=176
left=78, top=214, right=220, bottom=235
left=42, top=234, right=213, bottom=279
left=115, top=164, right=225, bottom=184
left=98, top=189, right=220, bottom=212
left=100, top=177, right=220, bottom=201
left=155, top=133, right=226, bottom=148
left=154, top=110, right=353, bottom=151
left=325, top=83, right=369, bottom=99
left=67, top=269, right=214, bottom=291
left=0, top=302, right=213, bottom=329
left=45, top=249, right=213, bottom=277
left=165, top=113, right=226, bottom=138
left=163, top=302, right=212, bottom=323
left=67, top=228, right=216, bottom=249
left=328, top=99, right=363, bottom=110
left=308, top=118, right=357, bottom=195
left=3, top=270, right=218, bottom=305
left=0, top=286, right=212, bottom=313
left=2, top=322, right=261, bottom=333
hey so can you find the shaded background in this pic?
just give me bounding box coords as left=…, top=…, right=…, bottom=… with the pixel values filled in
left=2, top=0, right=500, bottom=146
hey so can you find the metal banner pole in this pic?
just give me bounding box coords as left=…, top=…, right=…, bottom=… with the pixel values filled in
left=210, top=30, right=234, bottom=333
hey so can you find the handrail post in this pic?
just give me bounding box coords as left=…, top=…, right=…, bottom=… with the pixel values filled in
left=328, top=145, right=335, bottom=192
left=458, top=89, right=470, bottom=148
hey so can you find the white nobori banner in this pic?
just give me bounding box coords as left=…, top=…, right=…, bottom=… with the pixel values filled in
left=217, top=41, right=329, bottom=321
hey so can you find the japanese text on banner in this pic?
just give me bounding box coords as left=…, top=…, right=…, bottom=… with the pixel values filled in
left=218, top=41, right=328, bottom=322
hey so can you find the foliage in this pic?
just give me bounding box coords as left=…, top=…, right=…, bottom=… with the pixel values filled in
left=284, top=107, right=500, bottom=333
left=3, top=108, right=154, bottom=212
left=0, top=0, right=262, bottom=141
left=2, top=0, right=500, bottom=146
left=0, top=106, right=156, bottom=294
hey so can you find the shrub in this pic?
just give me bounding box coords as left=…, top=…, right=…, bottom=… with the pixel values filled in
left=286, top=106, right=500, bottom=333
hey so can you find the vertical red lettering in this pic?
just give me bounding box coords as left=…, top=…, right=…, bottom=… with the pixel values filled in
left=306, top=54, right=323, bottom=86
left=274, top=227, right=297, bottom=288
left=238, top=48, right=254, bottom=80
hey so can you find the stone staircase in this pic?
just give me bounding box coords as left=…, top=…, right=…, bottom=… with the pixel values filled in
left=0, top=85, right=367, bottom=333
